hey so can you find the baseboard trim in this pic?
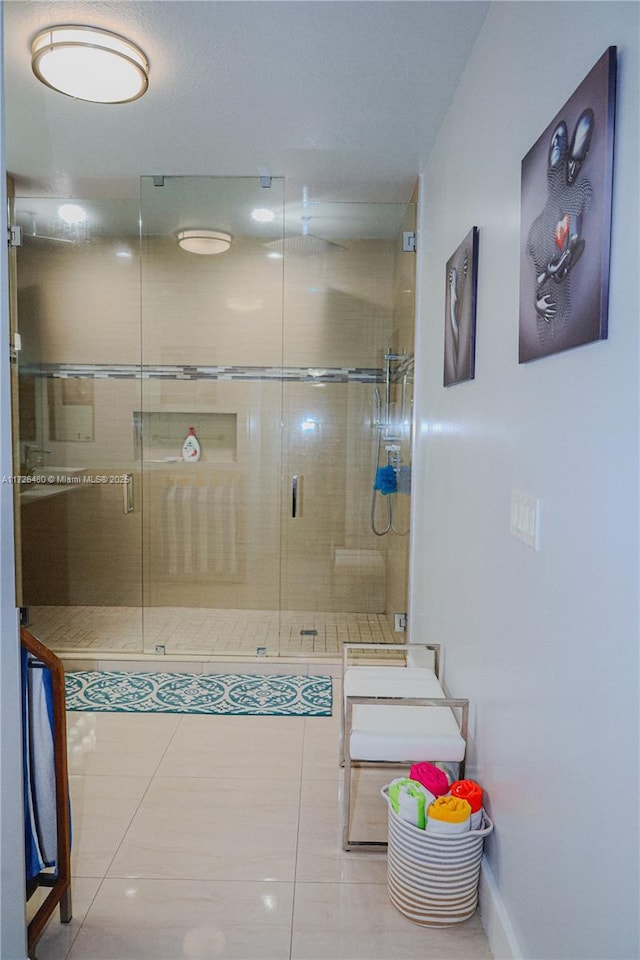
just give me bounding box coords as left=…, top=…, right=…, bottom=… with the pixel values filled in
left=479, top=859, right=523, bottom=960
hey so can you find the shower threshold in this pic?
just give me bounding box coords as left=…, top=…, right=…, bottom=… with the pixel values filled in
left=24, top=606, right=396, bottom=659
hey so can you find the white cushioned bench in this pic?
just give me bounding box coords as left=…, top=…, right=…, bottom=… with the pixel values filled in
left=341, top=642, right=468, bottom=851
left=340, top=641, right=442, bottom=762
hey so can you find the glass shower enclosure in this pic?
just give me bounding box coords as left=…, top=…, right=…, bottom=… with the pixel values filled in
left=12, top=177, right=415, bottom=659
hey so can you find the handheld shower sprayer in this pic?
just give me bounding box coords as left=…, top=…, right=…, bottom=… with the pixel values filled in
left=370, top=352, right=412, bottom=537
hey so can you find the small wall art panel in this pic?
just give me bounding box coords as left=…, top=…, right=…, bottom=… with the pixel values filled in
left=443, top=226, right=479, bottom=386
left=519, top=47, right=617, bottom=363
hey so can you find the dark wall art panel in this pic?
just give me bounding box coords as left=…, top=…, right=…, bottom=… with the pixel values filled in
left=444, top=226, right=479, bottom=386
left=519, top=47, right=616, bottom=363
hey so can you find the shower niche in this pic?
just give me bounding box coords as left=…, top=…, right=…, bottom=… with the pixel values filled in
left=134, top=411, right=238, bottom=463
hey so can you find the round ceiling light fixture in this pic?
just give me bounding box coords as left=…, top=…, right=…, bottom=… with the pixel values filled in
left=177, top=230, right=232, bottom=256
left=251, top=208, right=275, bottom=223
left=31, top=25, right=149, bottom=104
left=58, top=203, right=87, bottom=224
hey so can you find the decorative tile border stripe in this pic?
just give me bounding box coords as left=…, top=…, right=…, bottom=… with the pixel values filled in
left=21, top=363, right=383, bottom=384
left=65, top=670, right=333, bottom=716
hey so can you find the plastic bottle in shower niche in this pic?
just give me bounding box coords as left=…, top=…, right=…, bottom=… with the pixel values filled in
left=182, top=426, right=201, bottom=462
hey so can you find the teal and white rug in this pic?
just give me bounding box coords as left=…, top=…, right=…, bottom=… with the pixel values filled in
left=65, top=671, right=332, bottom=717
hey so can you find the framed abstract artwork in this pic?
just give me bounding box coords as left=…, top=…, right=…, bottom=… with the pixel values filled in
left=444, top=226, right=479, bottom=386
left=519, top=47, right=617, bottom=363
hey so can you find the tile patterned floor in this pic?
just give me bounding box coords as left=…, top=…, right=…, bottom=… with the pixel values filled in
left=29, top=682, right=494, bottom=960
left=26, top=606, right=396, bottom=657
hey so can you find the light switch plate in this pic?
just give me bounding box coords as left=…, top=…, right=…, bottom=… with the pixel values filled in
left=510, top=491, right=541, bottom=551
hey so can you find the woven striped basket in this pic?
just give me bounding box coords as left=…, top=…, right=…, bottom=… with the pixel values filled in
left=381, top=785, right=493, bottom=927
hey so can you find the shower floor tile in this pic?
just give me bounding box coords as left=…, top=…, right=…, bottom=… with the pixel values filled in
left=25, top=606, right=396, bottom=657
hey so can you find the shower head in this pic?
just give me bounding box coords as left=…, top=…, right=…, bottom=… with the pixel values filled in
left=264, top=234, right=342, bottom=258
left=266, top=208, right=343, bottom=258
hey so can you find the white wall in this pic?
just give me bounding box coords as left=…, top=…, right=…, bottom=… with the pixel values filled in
left=0, top=9, right=28, bottom=958
left=411, top=3, right=639, bottom=959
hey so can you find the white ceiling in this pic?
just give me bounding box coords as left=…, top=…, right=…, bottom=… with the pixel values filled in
left=3, top=0, right=489, bottom=210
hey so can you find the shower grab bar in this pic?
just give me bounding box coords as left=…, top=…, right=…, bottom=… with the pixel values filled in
left=292, top=474, right=303, bottom=519
left=123, top=473, right=134, bottom=514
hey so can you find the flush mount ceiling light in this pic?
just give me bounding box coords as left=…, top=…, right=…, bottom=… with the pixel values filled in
left=58, top=203, right=87, bottom=224
left=31, top=25, right=149, bottom=104
left=177, top=230, right=232, bottom=255
left=251, top=208, right=275, bottom=223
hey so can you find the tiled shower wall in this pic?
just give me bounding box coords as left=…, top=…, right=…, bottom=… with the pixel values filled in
left=17, top=208, right=414, bottom=623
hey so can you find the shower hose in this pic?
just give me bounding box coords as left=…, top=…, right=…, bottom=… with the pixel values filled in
left=370, top=427, right=409, bottom=537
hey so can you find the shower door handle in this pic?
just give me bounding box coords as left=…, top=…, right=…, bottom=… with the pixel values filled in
left=291, top=474, right=303, bottom=519
left=123, top=474, right=134, bottom=514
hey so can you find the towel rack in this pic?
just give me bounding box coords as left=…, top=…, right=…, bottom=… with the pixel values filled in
left=21, top=627, right=72, bottom=959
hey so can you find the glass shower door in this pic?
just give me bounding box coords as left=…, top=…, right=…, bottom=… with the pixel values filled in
left=279, top=200, right=416, bottom=656
left=139, top=176, right=285, bottom=657
left=12, top=194, right=144, bottom=653
left=12, top=186, right=415, bottom=661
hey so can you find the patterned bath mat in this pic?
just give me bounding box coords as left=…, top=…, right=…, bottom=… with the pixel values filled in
left=65, top=671, right=332, bottom=716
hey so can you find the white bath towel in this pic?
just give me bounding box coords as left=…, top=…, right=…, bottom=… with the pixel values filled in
left=387, top=778, right=436, bottom=830
left=425, top=816, right=471, bottom=835
left=164, top=480, right=239, bottom=579
left=471, top=809, right=484, bottom=830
